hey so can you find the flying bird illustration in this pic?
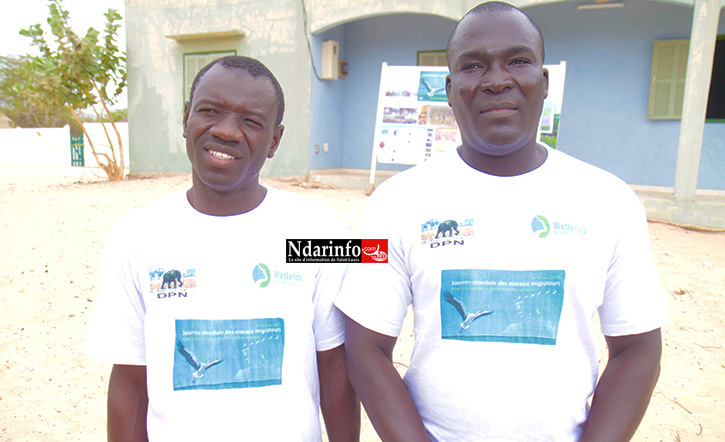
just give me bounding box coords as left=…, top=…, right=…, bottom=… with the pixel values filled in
left=176, top=340, right=223, bottom=383
left=444, top=292, right=493, bottom=333
left=421, top=79, right=444, bottom=97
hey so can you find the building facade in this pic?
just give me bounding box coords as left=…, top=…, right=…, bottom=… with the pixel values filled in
left=125, top=0, right=725, bottom=227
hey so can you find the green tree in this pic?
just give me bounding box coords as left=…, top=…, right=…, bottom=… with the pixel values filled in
left=21, top=0, right=127, bottom=181
left=0, top=55, right=75, bottom=128
left=82, top=107, right=127, bottom=123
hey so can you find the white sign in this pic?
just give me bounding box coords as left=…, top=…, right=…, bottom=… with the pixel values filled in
left=371, top=64, right=461, bottom=166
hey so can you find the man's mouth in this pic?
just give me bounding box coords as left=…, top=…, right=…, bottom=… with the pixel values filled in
left=206, top=149, right=237, bottom=160
left=481, top=103, right=517, bottom=113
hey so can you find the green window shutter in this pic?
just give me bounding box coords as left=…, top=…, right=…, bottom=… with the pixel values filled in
left=417, top=50, right=448, bottom=67
left=183, top=51, right=236, bottom=102
left=184, top=54, right=210, bottom=101
left=648, top=39, right=689, bottom=120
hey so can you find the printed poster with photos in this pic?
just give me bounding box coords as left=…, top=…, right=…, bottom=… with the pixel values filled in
left=372, top=64, right=461, bottom=165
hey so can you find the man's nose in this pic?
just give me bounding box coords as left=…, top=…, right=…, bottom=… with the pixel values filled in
left=481, top=65, right=513, bottom=93
left=209, top=114, right=242, bottom=141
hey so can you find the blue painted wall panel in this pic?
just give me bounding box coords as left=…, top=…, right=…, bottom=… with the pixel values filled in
left=700, top=124, right=725, bottom=190
left=527, top=1, right=725, bottom=189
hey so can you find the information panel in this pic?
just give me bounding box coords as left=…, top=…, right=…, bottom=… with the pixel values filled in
left=371, top=64, right=460, bottom=166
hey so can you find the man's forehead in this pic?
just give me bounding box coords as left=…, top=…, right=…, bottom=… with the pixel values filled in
left=197, top=65, right=254, bottom=89
left=194, top=66, right=274, bottom=100
left=450, top=10, right=543, bottom=59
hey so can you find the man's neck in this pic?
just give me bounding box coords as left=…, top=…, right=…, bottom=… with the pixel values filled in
left=457, top=142, right=548, bottom=177
left=186, top=182, right=267, bottom=216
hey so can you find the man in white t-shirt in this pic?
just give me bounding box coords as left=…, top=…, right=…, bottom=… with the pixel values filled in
left=84, top=56, right=359, bottom=441
left=335, top=2, right=667, bottom=441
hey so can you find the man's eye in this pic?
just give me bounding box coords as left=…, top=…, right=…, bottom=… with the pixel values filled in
left=245, top=119, right=263, bottom=128
left=462, top=63, right=483, bottom=71
left=198, top=108, right=217, bottom=114
left=512, top=59, right=531, bottom=65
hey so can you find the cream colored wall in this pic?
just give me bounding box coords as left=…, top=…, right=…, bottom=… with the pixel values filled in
left=125, top=0, right=309, bottom=176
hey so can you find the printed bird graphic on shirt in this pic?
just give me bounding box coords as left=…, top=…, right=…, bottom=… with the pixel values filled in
left=444, top=292, right=493, bottom=333
left=176, top=340, right=223, bottom=383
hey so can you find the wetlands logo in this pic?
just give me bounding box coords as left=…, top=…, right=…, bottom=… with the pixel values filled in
left=253, top=263, right=303, bottom=288
left=252, top=263, right=271, bottom=288
left=531, top=214, right=587, bottom=238
left=531, top=215, right=551, bottom=238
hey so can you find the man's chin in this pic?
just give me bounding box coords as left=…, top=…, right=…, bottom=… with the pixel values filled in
left=194, top=170, right=261, bottom=193
left=463, top=132, right=538, bottom=156
left=465, top=143, right=525, bottom=158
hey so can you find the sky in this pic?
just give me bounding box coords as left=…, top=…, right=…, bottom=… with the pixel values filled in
left=0, top=0, right=126, bottom=57
left=0, top=0, right=126, bottom=55
left=1, top=0, right=127, bottom=106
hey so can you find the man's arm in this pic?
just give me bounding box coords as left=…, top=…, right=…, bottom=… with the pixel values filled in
left=580, top=328, right=662, bottom=442
left=345, top=317, right=430, bottom=442
left=108, top=364, right=148, bottom=442
left=317, top=344, right=360, bottom=442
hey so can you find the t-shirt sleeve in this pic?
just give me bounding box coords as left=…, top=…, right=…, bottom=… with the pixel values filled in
left=83, top=219, right=147, bottom=365
left=300, top=200, right=348, bottom=352
left=335, top=187, right=411, bottom=337
left=598, top=186, right=669, bottom=336
left=312, top=263, right=347, bottom=351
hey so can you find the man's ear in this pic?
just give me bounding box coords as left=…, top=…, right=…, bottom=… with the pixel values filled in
left=182, top=101, right=191, bottom=138
left=445, top=74, right=452, bottom=107
left=266, top=125, right=285, bottom=159
left=542, top=68, right=549, bottom=99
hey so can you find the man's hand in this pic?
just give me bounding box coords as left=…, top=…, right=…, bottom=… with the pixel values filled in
left=580, top=328, right=662, bottom=442
left=108, top=364, right=148, bottom=442
left=345, top=317, right=430, bottom=442
left=317, top=344, right=360, bottom=442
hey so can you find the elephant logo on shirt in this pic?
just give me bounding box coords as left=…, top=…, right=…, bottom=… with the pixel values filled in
left=436, top=220, right=460, bottom=238
left=161, top=270, right=183, bottom=289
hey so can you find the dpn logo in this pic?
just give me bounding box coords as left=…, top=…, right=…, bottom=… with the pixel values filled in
left=149, top=267, right=196, bottom=299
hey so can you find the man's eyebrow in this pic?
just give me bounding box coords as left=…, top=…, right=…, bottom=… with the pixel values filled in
left=456, top=45, right=538, bottom=61
left=192, top=98, right=221, bottom=107
left=193, top=98, right=267, bottom=119
left=503, top=45, right=538, bottom=56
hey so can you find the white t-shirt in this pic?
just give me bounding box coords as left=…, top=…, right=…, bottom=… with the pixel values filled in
left=336, top=146, right=668, bottom=441
left=85, top=187, right=346, bottom=441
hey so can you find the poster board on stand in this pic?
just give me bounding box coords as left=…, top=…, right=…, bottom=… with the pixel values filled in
left=367, top=63, right=461, bottom=194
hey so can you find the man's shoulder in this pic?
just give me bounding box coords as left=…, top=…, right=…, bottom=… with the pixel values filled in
left=264, top=185, right=320, bottom=206
left=263, top=186, right=346, bottom=235
left=545, top=148, right=643, bottom=217
left=119, top=190, right=188, bottom=225
left=547, top=148, right=632, bottom=191
left=104, top=190, right=189, bottom=249
left=372, top=153, right=457, bottom=195
left=263, top=186, right=336, bottom=216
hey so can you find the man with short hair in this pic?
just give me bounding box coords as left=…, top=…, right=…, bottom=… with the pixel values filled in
left=336, top=3, right=667, bottom=440
left=85, top=56, right=359, bottom=441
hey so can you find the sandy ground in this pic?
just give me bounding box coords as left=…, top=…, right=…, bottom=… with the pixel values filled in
left=0, top=171, right=723, bottom=441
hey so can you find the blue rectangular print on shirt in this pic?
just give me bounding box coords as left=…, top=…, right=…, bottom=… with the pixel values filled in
left=173, top=318, right=284, bottom=391
left=440, top=269, right=565, bottom=345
